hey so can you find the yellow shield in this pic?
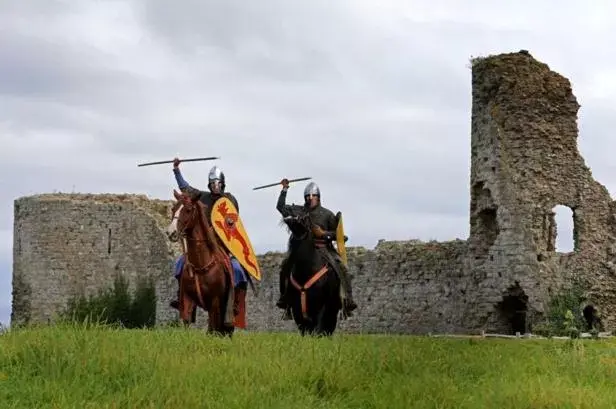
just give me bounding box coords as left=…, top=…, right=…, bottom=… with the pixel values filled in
left=335, top=211, right=348, bottom=267
left=210, top=197, right=262, bottom=281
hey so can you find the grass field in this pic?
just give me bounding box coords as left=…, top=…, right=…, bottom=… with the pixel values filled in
left=1, top=324, right=616, bottom=408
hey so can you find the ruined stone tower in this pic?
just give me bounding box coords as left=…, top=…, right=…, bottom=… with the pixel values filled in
left=467, top=50, right=616, bottom=333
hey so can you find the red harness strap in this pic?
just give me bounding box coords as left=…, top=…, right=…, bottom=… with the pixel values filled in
left=289, top=265, right=329, bottom=319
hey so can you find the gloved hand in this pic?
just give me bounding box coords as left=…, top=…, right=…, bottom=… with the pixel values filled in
left=312, top=225, right=326, bottom=237
left=313, top=226, right=337, bottom=241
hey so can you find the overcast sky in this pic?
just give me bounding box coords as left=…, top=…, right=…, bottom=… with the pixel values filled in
left=1, top=1, right=615, bottom=326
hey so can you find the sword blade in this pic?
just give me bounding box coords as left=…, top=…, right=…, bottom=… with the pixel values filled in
left=252, top=176, right=312, bottom=191
left=137, top=156, right=220, bottom=167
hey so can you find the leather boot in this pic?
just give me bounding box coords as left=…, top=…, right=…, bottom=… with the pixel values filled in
left=233, top=287, right=247, bottom=328
left=233, top=283, right=246, bottom=315
left=233, top=290, right=240, bottom=316
left=339, top=268, right=357, bottom=316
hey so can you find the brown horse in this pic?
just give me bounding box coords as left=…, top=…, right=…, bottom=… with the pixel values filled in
left=170, top=189, right=236, bottom=336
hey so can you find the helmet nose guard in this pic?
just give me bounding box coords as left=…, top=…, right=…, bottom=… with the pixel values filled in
left=208, top=166, right=226, bottom=191
left=304, top=182, right=320, bottom=197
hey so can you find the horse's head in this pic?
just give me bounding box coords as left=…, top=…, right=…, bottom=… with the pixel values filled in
left=281, top=212, right=329, bottom=243
left=169, top=189, right=210, bottom=241
left=166, top=199, right=184, bottom=242
left=281, top=213, right=309, bottom=240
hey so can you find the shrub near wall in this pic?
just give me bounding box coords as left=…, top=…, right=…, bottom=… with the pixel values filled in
left=532, top=283, right=594, bottom=338
left=61, top=274, right=157, bottom=328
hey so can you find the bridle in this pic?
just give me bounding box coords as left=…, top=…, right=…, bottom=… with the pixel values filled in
left=284, top=212, right=312, bottom=241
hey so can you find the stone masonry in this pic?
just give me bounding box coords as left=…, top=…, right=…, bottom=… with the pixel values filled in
left=11, top=194, right=182, bottom=326
left=11, top=50, right=616, bottom=334
left=466, top=50, right=616, bottom=333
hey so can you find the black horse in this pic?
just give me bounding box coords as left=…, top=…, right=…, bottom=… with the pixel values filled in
left=282, top=213, right=342, bottom=336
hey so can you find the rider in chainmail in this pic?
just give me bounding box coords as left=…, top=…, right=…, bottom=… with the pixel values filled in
left=169, top=158, right=249, bottom=310
left=173, top=158, right=239, bottom=218
left=275, top=178, right=357, bottom=317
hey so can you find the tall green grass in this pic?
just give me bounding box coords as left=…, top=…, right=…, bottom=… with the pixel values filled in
left=1, top=324, right=616, bottom=408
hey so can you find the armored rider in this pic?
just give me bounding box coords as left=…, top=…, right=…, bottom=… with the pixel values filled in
left=169, top=157, right=251, bottom=309
left=275, top=178, right=357, bottom=316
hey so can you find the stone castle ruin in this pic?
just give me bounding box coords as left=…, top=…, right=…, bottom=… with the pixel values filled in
left=11, top=50, right=616, bottom=334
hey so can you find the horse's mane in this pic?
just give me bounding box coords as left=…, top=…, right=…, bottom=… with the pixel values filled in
left=278, top=217, right=291, bottom=233
left=196, top=202, right=221, bottom=252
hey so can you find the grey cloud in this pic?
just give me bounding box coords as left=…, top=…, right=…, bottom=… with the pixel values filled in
left=1, top=0, right=74, bottom=16
left=138, top=0, right=357, bottom=62
left=0, top=32, right=143, bottom=110
left=138, top=0, right=474, bottom=113
left=1, top=0, right=476, bottom=176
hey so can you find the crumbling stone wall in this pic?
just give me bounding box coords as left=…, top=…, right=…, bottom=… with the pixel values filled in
left=11, top=193, right=181, bottom=326
left=11, top=192, right=472, bottom=333
left=12, top=50, right=616, bottom=335
left=220, top=239, right=471, bottom=334
left=468, top=50, right=616, bottom=333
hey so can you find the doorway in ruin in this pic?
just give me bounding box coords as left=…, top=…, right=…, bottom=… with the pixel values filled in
left=582, top=305, right=602, bottom=331
left=549, top=205, right=577, bottom=253
left=495, top=283, right=529, bottom=334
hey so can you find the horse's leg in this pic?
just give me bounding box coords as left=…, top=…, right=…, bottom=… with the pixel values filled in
left=224, top=288, right=238, bottom=338
left=292, top=307, right=307, bottom=336
left=320, top=274, right=341, bottom=336
left=224, top=267, right=237, bottom=337
left=190, top=305, right=197, bottom=324
left=289, top=291, right=305, bottom=335
left=314, top=305, right=327, bottom=337
left=207, top=296, right=223, bottom=336
left=290, top=289, right=317, bottom=336
left=320, top=302, right=339, bottom=337
left=313, top=300, right=338, bottom=338
left=308, top=269, right=341, bottom=337
left=212, top=265, right=234, bottom=338
left=305, top=286, right=321, bottom=336
left=179, top=285, right=195, bottom=327
left=214, top=295, right=230, bottom=337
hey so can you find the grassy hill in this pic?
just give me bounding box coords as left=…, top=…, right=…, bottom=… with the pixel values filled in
left=1, top=324, right=616, bottom=408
